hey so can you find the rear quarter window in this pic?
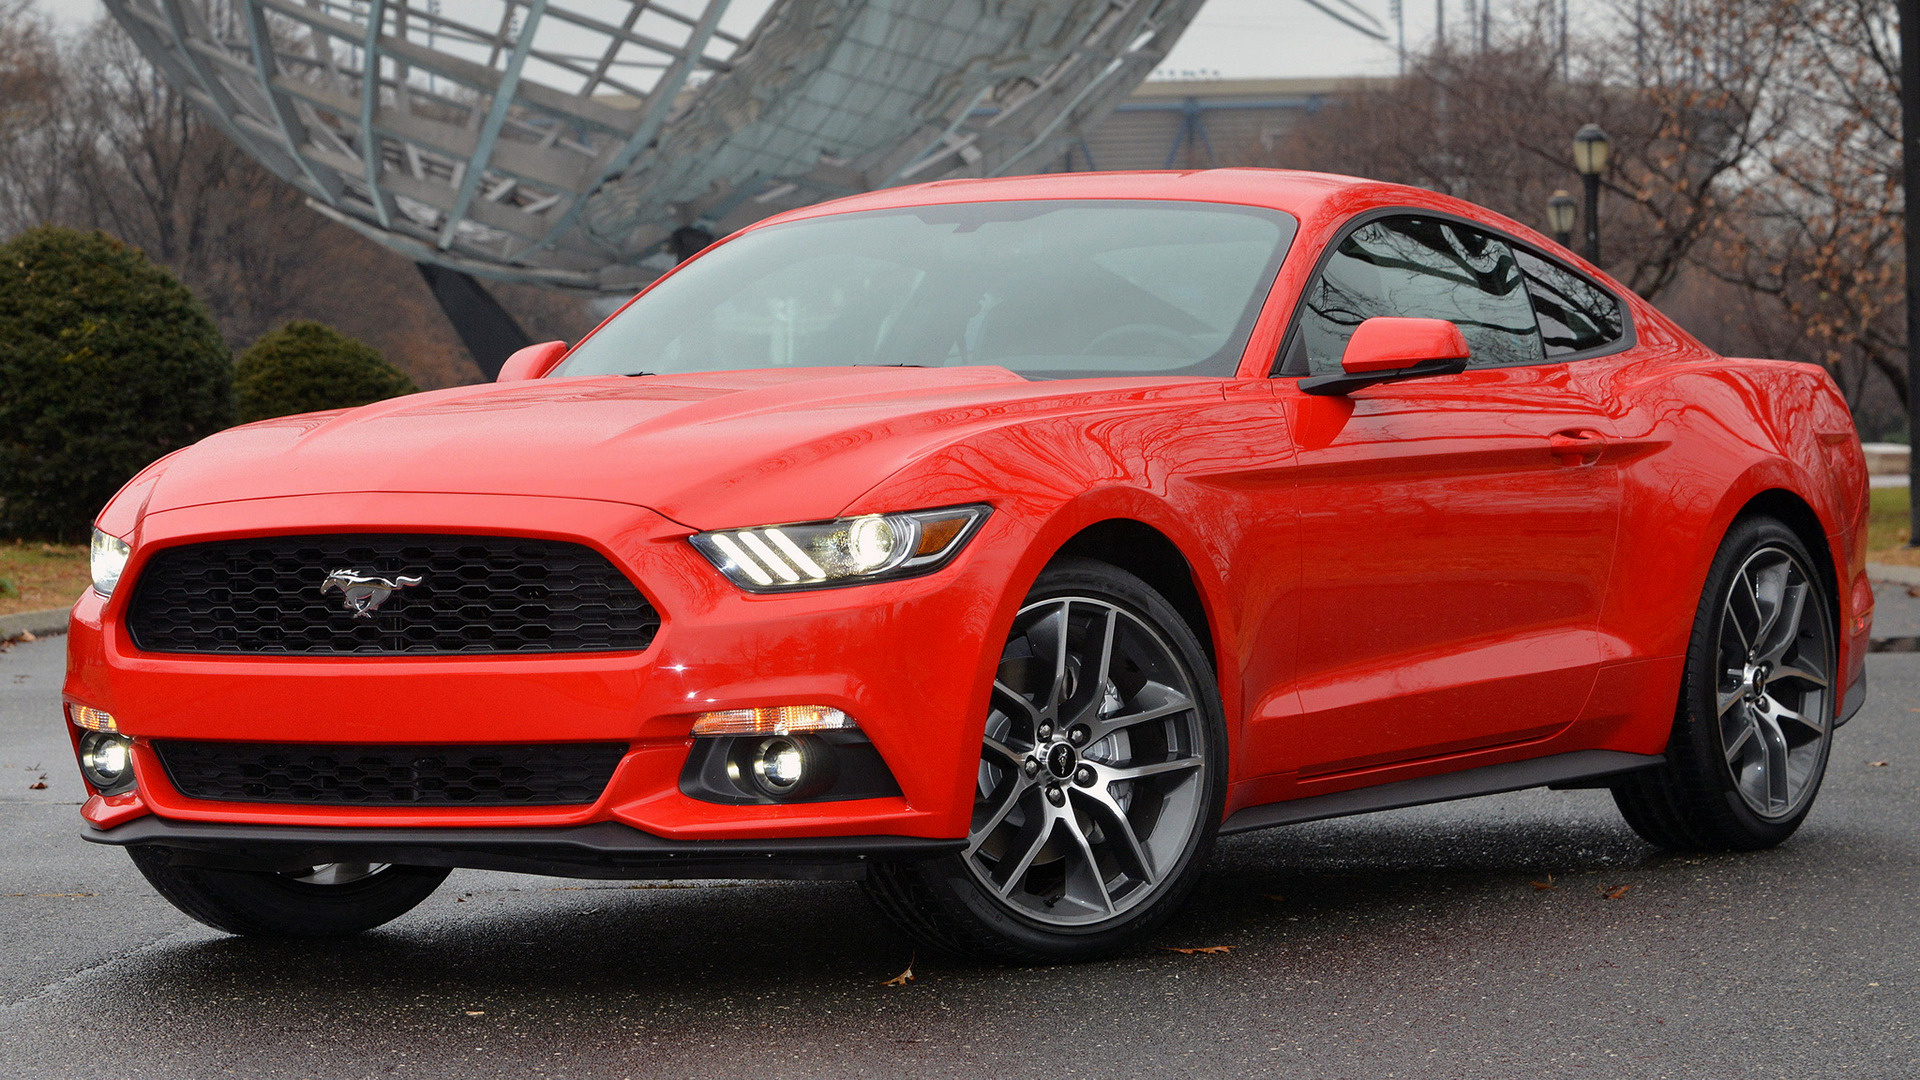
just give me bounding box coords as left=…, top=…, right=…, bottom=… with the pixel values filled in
left=1514, top=248, right=1625, bottom=357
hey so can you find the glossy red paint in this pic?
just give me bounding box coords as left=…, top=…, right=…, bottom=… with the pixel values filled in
left=66, top=168, right=1870, bottom=854
left=495, top=340, right=569, bottom=382
left=1339, top=317, right=1471, bottom=373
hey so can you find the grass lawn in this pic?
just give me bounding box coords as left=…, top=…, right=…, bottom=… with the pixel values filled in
left=0, top=541, right=87, bottom=618
left=1866, top=485, right=1920, bottom=566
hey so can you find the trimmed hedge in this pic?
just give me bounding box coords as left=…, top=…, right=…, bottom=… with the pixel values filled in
left=0, top=227, right=232, bottom=541
left=234, top=320, right=417, bottom=423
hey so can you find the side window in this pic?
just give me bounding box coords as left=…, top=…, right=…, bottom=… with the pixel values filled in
left=1294, top=216, right=1546, bottom=375
left=1514, top=248, right=1625, bottom=357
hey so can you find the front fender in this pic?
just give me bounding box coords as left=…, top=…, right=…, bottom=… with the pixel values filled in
left=845, top=418, right=1281, bottom=798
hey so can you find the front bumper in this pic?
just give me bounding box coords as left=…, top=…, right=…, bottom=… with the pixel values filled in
left=65, top=491, right=1013, bottom=844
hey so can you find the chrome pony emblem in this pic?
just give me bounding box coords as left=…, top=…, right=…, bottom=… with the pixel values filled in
left=322, top=569, right=423, bottom=618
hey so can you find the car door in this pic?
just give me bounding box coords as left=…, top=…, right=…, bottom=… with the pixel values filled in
left=1267, top=214, right=1625, bottom=777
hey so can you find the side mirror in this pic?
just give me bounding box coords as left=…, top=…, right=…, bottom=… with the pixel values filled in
left=1299, top=317, right=1470, bottom=396
left=496, top=340, right=569, bottom=382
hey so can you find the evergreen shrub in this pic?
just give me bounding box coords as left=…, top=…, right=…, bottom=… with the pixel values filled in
left=0, top=227, right=232, bottom=540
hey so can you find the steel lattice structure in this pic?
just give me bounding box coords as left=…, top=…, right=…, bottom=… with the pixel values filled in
left=110, top=0, right=1209, bottom=291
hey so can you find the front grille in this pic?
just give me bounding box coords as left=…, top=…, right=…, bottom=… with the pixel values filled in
left=155, top=740, right=628, bottom=806
left=127, top=534, right=658, bottom=655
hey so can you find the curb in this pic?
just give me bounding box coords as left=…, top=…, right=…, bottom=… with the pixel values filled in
left=0, top=607, right=69, bottom=641
left=1867, top=562, right=1920, bottom=587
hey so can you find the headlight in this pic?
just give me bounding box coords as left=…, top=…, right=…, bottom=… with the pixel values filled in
left=690, top=504, right=990, bottom=592
left=90, top=528, right=131, bottom=597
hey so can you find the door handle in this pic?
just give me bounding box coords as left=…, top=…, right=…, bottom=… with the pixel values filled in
left=1548, top=429, right=1608, bottom=466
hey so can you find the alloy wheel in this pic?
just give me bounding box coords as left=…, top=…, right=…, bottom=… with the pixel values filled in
left=1714, top=544, right=1832, bottom=820
left=284, top=862, right=392, bottom=886
left=966, top=596, right=1208, bottom=927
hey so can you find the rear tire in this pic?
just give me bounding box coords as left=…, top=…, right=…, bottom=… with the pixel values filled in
left=865, top=558, right=1227, bottom=963
left=1611, top=516, right=1836, bottom=851
left=129, top=847, right=450, bottom=936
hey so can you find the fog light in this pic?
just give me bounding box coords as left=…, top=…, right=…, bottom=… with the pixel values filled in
left=77, top=731, right=135, bottom=796
left=757, top=738, right=804, bottom=788
left=743, top=735, right=836, bottom=800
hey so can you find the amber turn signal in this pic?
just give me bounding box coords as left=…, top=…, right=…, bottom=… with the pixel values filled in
left=914, top=516, right=967, bottom=556
left=691, top=705, right=856, bottom=737
left=68, top=704, right=119, bottom=733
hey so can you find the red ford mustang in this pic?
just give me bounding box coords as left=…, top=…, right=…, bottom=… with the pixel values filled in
left=65, top=170, right=1870, bottom=961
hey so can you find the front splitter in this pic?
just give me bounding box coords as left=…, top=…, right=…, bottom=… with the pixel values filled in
left=86, top=817, right=963, bottom=881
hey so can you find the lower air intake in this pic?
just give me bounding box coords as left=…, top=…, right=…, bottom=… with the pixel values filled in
left=154, top=741, right=628, bottom=806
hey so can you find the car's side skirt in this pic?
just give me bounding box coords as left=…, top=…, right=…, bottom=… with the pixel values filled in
left=1219, top=749, right=1665, bottom=836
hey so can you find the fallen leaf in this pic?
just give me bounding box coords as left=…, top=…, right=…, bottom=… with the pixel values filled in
left=464, top=1010, right=485, bottom=1017
left=27, top=781, right=46, bottom=790
left=1160, top=945, right=1235, bottom=955
left=1602, top=885, right=1633, bottom=900
left=1869, top=761, right=1890, bottom=767
left=1906, top=585, right=1920, bottom=598
left=1531, top=874, right=1555, bottom=891
left=17, top=631, right=33, bottom=643
left=884, top=954, right=916, bottom=986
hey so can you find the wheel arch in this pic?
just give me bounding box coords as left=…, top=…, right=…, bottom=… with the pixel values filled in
left=1725, top=486, right=1854, bottom=716
left=1692, top=455, right=1847, bottom=622
left=1050, top=518, right=1216, bottom=675
left=1734, top=487, right=1841, bottom=619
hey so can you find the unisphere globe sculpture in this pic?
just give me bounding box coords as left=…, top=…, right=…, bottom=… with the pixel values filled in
left=108, top=0, right=1209, bottom=292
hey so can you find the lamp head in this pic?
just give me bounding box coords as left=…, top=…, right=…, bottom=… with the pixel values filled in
left=1574, top=124, right=1611, bottom=175
left=1546, top=189, right=1578, bottom=235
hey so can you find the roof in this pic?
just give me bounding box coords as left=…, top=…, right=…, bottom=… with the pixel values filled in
left=748, top=167, right=1581, bottom=282
left=770, top=167, right=1377, bottom=222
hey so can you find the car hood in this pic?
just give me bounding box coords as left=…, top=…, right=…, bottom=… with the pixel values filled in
left=129, top=366, right=1216, bottom=530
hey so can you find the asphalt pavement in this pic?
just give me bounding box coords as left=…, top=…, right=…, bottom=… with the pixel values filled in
left=0, top=606, right=1915, bottom=1079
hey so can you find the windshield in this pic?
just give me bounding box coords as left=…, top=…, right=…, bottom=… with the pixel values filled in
left=555, top=199, right=1298, bottom=381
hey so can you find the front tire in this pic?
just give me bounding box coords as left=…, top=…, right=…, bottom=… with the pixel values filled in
left=1611, top=516, right=1836, bottom=851
left=129, top=847, right=450, bottom=936
left=865, top=558, right=1227, bottom=962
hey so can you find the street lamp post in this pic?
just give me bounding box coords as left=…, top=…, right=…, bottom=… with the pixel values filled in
left=1547, top=190, right=1577, bottom=249
left=1903, top=0, right=1920, bottom=545
left=1573, top=123, right=1610, bottom=264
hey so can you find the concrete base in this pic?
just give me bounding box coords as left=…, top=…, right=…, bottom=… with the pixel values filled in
left=1867, top=562, right=1920, bottom=587
left=0, top=607, right=68, bottom=640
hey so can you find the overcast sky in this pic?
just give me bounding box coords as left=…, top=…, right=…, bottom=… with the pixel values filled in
left=25, top=0, right=1613, bottom=80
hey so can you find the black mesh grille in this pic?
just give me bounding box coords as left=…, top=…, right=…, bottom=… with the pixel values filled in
left=155, top=740, right=628, bottom=806
left=126, top=534, right=658, bottom=655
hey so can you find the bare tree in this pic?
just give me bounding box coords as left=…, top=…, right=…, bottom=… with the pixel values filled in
left=0, top=0, right=92, bottom=230
left=1258, top=0, right=1913, bottom=421
left=0, top=13, right=588, bottom=388
left=1264, top=1, right=1803, bottom=302
left=1709, top=1, right=1906, bottom=410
